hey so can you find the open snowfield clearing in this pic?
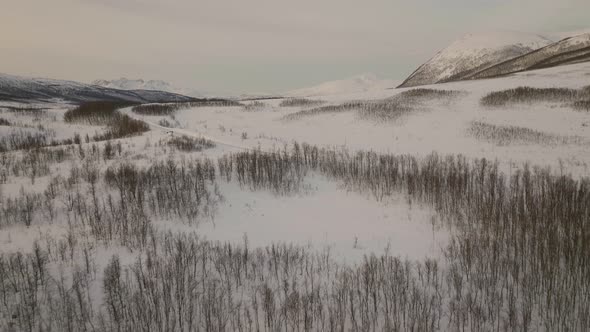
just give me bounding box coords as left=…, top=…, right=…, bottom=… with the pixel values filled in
left=157, top=177, right=445, bottom=263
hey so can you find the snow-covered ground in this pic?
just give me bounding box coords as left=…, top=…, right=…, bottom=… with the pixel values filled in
left=128, top=62, right=590, bottom=179
left=4, top=62, right=590, bottom=258
left=102, top=61, right=590, bottom=262
left=2, top=59, right=589, bottom=331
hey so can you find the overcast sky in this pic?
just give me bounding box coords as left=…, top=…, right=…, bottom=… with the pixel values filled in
left=1, top=0, right=588, bottom=94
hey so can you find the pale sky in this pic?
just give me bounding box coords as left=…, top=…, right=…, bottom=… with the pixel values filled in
left=1, top=0, right=588, bottom=94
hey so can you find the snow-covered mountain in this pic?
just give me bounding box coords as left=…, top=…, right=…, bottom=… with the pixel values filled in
left=93, top=78, right=203, bottom=98
left=466, top=33, right=590, bottom=80
left=287, top=74, right=398, bottom=97
left=398, top=31, right=553, bottom=88
left=0, top=73, right=196, bottom=104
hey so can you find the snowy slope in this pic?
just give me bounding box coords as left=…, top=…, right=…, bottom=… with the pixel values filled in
left=93, top=78, right=203, bottom=98
left=287, top=73, right=398, bottom=97
left=467, top=33, right=590, bottom=80
left=0, top=73, right=196, bottom=104
left=398, top=31, right=553, bottom=88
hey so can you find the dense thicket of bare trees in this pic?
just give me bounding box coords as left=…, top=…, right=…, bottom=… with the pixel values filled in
left=480, top=86, right=590, bottom=107
left=279, top=98, right=325, bottom=107
left=64, top=101, right=137, bottom=125
left=1, top=142, right=589, bottom=331
left=132, top=100, right=242, bottom=116
left=574, top=100, right=590, bottom=111
left=467, top=121, right=585, bottom=146
left=64, top=101, right=149, bottom=141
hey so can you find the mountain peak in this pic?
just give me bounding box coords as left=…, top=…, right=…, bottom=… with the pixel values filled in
left=0, top=73, right=195, bottom=104
left=399, top=30, right=553, bottom=88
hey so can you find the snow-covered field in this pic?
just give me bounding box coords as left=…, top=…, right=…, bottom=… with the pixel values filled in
left=128, top=62, right=590, bottom=178
left=1, top=61, right=589, bottom=330
left=3, top=61, right=587, bottom=257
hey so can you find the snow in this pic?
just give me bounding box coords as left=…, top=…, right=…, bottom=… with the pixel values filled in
left=1, top=57, right=590, bottom=330
left=287, top=73, right=399, bottom=97
left=112, top=61, right=590, bottom=265
left=126, top=62, right=590, bottom=181
left=157, top=177, right=446, bottom=263
left=399, top=30, right=554, bottom=87
left=466, top=32, right=590, bottom=80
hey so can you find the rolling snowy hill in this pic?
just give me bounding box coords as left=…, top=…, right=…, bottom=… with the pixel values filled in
left=287, top=73, right=398, bottom=97
left=398, top=31, right=553, bottom=88
left=93, top=78, right=203, bottom=98
left=0, top=73, right=196, bottom=104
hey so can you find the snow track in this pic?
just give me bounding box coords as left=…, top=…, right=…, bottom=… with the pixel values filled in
left=121, top=106, right=251, bottom=151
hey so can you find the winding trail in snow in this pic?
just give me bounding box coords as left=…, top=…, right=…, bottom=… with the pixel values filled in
left=121, top=106, right=253, bottom=151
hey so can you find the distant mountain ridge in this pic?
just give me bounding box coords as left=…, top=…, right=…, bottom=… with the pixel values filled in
left=398, top=31, right=553, bottom=88
left=92, top=78, right=203, bottom=98
left=0, top=73, right=196, bottom=104
left=399, top=30, right=590, bottom=88
left=464, top=33, right=590, bottom=81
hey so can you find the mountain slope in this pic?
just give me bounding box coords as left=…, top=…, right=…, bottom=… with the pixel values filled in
left=287, top=73, right=398, bottom=97
left=398, top=31, right=553, bottom=88
left=93, top=78, right=203, bottom=98
left=0, top=73, right=196, bottom=104
left=465, top=33, right=590, bottom=80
